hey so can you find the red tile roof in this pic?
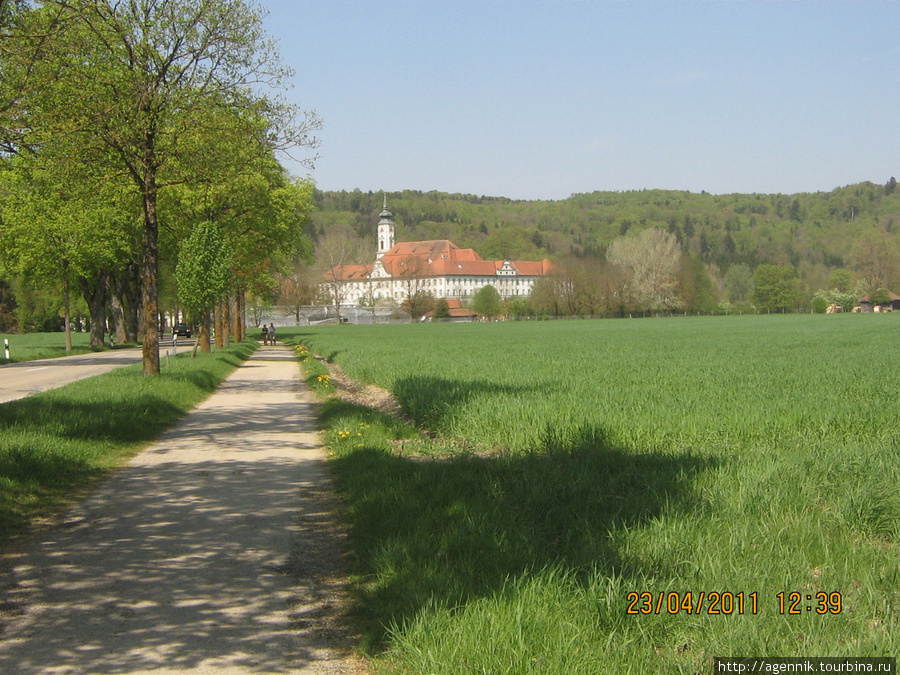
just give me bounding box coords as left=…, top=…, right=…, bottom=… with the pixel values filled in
left=325, top=239, right=555, bottom=281
left=324, top=264, right=373, bottom=281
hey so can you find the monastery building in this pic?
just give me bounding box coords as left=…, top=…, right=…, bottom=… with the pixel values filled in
left=323, top=198, right=555, bottom=306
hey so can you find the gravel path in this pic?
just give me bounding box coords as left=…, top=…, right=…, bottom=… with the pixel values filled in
left=0, top=344, right=367, bottom=674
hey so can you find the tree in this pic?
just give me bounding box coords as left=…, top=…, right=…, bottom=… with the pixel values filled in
left=175, top=221, right=230, bottom=353
left=606, top=228, right=682, bottom=311
left=0, top=158, right=131, bottom=349
left=473, top=284, right=501, bottom=319
left=828, top=268, right=855, bottom=294
left=724, top=263, right=754, bottom=304
left=277, top=263, right=319, bottom=324
left=316, top=232, right=362, bottom=322
left=752, top=264, right=799, bottom=312
left=396, top=255, right=434, bottom=320
left=849, top=232, right=900, bottom=294
left=869, top=288, right=892, bottom=308
left=163, top=154, right=316, bottom=341
left=6, top=0, right=320, bottom=374
left=529, top=276, right=563, bottom=316
left=0, top=278, right=17, bottom=331
left=678, top=255, right=719, bottom=313
left=432, top=298, right=451, bottom=320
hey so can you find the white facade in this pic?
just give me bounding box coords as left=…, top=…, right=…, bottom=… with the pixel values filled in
left=322, top=200, right=553, bottom=307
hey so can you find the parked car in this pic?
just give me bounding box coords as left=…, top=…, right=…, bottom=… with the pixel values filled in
left=173, top=322, right=192, bottom=337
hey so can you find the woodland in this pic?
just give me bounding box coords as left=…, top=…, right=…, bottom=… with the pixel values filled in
left=309, top=178, right=900, bottom=316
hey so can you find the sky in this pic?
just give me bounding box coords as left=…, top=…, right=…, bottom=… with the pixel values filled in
left=261, top=0, right=900, bottom=201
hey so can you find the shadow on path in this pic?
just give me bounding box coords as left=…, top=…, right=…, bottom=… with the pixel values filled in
left=0, top=346, right=360, bottom=674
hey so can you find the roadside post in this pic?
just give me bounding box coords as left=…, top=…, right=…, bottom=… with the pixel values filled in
left=3, top=338, right=8, bottom=360
left=173, top=334, right=177, bottom=356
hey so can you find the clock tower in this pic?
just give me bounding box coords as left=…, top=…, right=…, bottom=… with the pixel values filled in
left=376, top=194, right=395, bottom=260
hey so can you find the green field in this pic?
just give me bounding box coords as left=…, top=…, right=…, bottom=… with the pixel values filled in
left=0, top=332, right=96, bottom=364
left=284, top=315, right=899, bottom=673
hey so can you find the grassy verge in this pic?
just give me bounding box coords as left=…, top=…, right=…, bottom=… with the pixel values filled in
left=0, top=332, right=106, bottom=364
left=0, top=340, right=255, bottom=540
left=283, top=320, right=900, bottom=674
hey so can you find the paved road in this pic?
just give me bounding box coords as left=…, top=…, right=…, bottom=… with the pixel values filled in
left=0, top=344, right=363, bottom=674
left=0, top=341, right=195, bottom=404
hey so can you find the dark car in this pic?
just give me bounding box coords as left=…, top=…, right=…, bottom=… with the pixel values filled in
left=173, top=322, right=192, bottom=337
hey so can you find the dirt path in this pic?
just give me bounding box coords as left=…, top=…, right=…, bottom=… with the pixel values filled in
left=0, top=344, right=367, bottom=674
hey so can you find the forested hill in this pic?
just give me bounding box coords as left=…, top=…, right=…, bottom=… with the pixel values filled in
left=311, top=179, right=900, bottom=295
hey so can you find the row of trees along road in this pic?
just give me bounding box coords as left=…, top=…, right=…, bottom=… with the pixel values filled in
left=0, top=0, right=320, bottom=374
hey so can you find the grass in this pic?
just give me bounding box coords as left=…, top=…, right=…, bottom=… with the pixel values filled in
left=0, top=340, right=255, bottom=540
left=0, top=331, right=103, bottom=364
left=283, top=315, right=900, bottom=673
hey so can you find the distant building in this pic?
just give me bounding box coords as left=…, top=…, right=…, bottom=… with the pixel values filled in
left=322, top=197, right=554, bottom=307
left=858, top=291, right=900, bottom=313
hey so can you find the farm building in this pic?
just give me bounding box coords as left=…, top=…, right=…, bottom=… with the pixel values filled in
left=424, top=299, right=480, bottom=322
left=322, top=198, right=555, bottom=307
left=858, top=291, right=900, bottom=313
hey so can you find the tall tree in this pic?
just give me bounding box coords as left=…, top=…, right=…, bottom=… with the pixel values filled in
left=752, top=264, right=799, bottom=312
left=396, top=256, right=434, bottom=320
left=473, top=284, right=501, bottom=319
left=606, top=227, right=682, bottom=311
left=5, top=0, right=320, bottom=374
left=317, top=231, right=362, bottom=322
left=849, top=232, right=900, bottom=294
left=175, top=220, right=229, bottom=353
left=0, top=159, right=131, bottom=348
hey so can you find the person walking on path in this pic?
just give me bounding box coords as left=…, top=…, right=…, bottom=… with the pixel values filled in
left=261, top=323, right=269, bottom=345
left=0, top=344, right=364, bottom=674
left=268, top=323, right=276, bottom=345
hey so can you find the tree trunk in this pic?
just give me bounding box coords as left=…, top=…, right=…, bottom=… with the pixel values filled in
left=79, top=273, right=108, bottom=350
left=108, top=275, right=128, bottom=345
left=140, top=168, right=160, bottom=375
left=122, top=261, right=141, bottom=343
left=221, top=296, right=231, bottom=346
left=214, top=303, right=224, bottom=349
left=64, top=271, right=72, bottom=353
left=232, top=291, right=243, bottom=343
left=200, top=307, right=211, bottom=353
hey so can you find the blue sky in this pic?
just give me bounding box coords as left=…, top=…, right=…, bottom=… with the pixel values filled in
left=262, top=0, right=900, bottom=201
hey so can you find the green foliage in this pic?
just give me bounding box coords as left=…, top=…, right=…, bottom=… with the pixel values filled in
left=504, top=296, right=533, bottom=319
left=828, top=268, right=855, bottom=293
left=175, top=221, right=230, bottom=315
left=0, top=279, right=16, bottom=332
left=432, top=298, right=451, bottom=319
left=472, top=284, right=501, bottom=318
left=2, top=0, right=319, bottom=373
left=752, top=264, right=799, bottom=312
left=724, top=263, right=754, bottom=303
left=870, top=288, right=892, bottom=307
left=402, top=292, right=434, bottom=321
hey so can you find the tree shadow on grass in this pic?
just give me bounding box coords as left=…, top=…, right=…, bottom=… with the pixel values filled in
left=0, top=393, right=188, bottom=444
left=392, top=375, right=550, bottom=432
left=328, top=400, right=717, bottom=651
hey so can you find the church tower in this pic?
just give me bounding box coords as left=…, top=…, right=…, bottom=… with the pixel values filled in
left=376, top=194, right=395, bottom=260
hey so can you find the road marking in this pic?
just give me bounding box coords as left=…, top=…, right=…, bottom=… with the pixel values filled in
left=27, top=367, right=50, bottom=372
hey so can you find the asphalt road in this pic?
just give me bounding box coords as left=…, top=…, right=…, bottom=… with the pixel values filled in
left=0, top=345, right=164, bottom=404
